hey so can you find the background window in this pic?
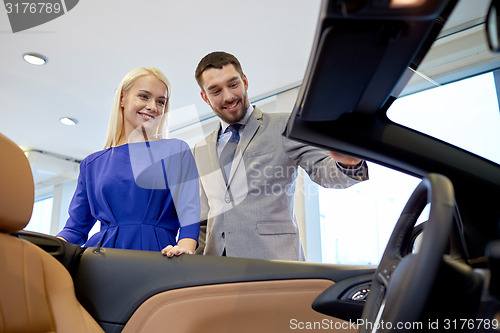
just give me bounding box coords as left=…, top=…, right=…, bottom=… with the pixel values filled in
left=26, top=196, right=53, bottom=234
left=318, top=162, right=420, bottom=265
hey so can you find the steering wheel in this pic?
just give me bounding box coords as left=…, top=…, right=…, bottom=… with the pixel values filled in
left=359, top=173, right=455, bottom=333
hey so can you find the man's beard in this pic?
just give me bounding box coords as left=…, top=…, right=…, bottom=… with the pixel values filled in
left=216, top=98, right=248, bottom=124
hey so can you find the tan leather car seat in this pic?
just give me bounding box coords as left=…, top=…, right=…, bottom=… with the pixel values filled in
left=0, top=133, right=103, bottom=332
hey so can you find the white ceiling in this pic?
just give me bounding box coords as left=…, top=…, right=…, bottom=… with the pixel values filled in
left=0, top=0, right=322, bottom=160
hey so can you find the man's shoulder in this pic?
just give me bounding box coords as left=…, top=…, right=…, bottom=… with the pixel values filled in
left=260, top=111, right=290, bottom=128
left=260, top=111, right=289, bottom=120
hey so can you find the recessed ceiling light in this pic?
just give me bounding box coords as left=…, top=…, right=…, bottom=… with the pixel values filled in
left=60, top=117, right=78, bottom=126
left=23, top=53, right=47, bottom=65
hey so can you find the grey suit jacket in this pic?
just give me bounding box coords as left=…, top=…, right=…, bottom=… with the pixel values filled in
left=193, top=107, right=368, bottom=261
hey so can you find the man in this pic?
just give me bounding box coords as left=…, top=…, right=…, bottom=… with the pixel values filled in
left=193, top=51, right=368, bottom=261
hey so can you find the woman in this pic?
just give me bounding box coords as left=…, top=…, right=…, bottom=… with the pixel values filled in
left=57, top=68, right=199, bottom=257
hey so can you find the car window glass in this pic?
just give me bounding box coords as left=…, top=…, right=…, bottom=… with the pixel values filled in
left=387, top=70, right=500, bottom=165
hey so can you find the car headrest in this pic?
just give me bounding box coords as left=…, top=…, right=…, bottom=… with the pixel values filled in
left=0, top=133, right=34, bottom=233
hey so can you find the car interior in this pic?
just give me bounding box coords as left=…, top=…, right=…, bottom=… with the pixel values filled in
left=2, top=0, right=500, bottom=332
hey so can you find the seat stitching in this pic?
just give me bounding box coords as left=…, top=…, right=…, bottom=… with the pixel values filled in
left=0, top=242, right=6, bottom=331
left=21, top=240, right=32, bottom=329
left=40, top=246, right=57, bottom=332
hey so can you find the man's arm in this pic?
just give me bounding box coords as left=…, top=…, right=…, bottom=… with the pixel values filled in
left=195, top=220, right=207, bottom=255
left=195, top=170, right=209, bottom=255
left=282, top=130, right=368, bottom=188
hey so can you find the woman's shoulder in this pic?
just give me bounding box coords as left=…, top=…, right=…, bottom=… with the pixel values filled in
left=81, top=147, right=114, bottom=165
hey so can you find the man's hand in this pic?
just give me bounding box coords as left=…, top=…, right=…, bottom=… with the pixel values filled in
left=328, top=151, right=362, bottom=167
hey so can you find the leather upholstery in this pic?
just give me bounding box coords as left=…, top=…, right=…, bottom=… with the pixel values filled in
left=0, top=133, right=34, bottom=233
left=0, top=133, right=103, bottom=332
left=122, top=279, right=357, bottom=333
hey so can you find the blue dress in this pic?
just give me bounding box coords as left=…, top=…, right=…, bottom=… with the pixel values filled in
left=57, top=139, right=200, bottom=251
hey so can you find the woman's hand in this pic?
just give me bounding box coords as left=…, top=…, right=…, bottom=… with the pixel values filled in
left=161, top=245, right=192, bottom=257
left=161, top=238, right=197, bottom=258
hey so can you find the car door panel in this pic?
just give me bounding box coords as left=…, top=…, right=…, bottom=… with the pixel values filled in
left=122, top=279, right=345, bottom=333
left=74, top=246, right=375, bottom=331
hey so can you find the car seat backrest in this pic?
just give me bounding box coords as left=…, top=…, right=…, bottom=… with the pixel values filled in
left=0, top=133, right=104, bottom=332
left=0, top=132, right=34, bottom=233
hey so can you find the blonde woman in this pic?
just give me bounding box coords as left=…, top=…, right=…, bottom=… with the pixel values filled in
left=57, top=68, right=199, bottom=257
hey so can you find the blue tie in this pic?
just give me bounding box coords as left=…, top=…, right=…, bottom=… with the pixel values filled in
left=219, top=124, right=242, bottom=183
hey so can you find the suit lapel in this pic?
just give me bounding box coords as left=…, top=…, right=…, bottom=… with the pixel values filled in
left=227, top=107, right=263, bottom=185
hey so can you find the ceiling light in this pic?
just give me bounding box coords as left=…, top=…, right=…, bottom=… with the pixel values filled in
left=23, top=53, right=47, bottom=65
left=60, top=117, right=78, bottom=126
left=390, top=0, right=427, bottom=8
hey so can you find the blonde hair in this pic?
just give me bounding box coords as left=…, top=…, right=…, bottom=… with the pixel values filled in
left=104, top=67, right=171, bottom=149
